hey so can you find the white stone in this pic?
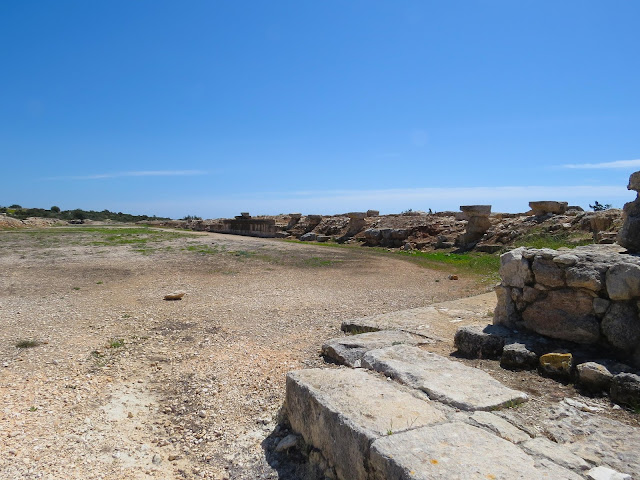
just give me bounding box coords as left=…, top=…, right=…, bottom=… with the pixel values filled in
left=587, top=466, right=633, bottom=480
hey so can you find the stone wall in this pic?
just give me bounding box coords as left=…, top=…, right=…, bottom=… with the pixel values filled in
left=494, top=245, right=640, bottom=367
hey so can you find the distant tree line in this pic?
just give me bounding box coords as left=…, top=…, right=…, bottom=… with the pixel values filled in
left=0, top=204, right=170, bottom=222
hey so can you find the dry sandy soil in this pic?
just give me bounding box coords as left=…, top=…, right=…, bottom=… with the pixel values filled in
left=0, top=226, right=489, bottom=480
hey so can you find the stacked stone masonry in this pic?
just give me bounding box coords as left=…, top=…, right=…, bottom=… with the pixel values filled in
left=494, top=244, right=640, bottom=367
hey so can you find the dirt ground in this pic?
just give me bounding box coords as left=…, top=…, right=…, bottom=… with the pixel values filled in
left=0, top=227, right=488, bottom=480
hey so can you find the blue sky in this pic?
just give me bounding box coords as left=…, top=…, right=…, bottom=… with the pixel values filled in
left=1, top=1, right=639, bottom=218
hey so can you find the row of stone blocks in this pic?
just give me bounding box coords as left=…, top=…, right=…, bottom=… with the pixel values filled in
left=282, top=334, right=629, bottom=480
left=454, top=324, right=640, bottom=407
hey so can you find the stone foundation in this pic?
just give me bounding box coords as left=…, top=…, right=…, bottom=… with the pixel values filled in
left=494, top=244, right=640, bottom=367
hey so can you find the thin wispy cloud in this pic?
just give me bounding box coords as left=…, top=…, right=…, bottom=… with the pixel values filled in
left=44, top=170, right=208, bottom=180
left=561, top=159, right=640, bottom=169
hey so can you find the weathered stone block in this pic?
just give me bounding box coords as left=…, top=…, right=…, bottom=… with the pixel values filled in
left=606, top=263, right=640, bottom=300
left=500, top=343, right=539, bottom=370
left=521, top=289, right=600, bottom=344
left=576, top=362, right=614, bottom=392
left=499, top=247, right=533, bottom=288
left=460, top=205, right=491, bottom=217
left=532, top=256, right=565, bottom=288
left=369, top=423, right=583, bottom=480
left=467, top=411, right=530, bottom=443
left=493, top=285, right=520, bottom=328
left=285, top=368, right=446, bottom=480
left=566, top=263, right=607, bottom=292
left=453, top=325, right=509, bottom=359
left=610, top=373, right=640, bottom=408
left=321, top=330, right=426, bottom=368
left=529, top=201, right=568, bottom=216
left=601, top=301, right=640, bottom=352
left=521, top=437, right=589, bottom=471
left=362, top=344, right=528, bottom=411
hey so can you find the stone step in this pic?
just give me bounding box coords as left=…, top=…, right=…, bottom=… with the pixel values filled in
left=285, top=367, right=447, bottom=480
left=341, top=292, right=495, bottom=341
left=321, top=330, right=431, bottom=367
left=369, top=422, right=583, bottom=480
left=362, top=344, right=528, bottom=411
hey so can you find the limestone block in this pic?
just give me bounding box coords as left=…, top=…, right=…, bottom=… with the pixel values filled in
left=601, top=302, right=640, bottom=352
left=610, top=372, right=640, bottom=408
left=576, top=362, right=613, bottom=392
left=369, top=423, right=583, bottom=480
left=467, top=411, right=530, bottom=443
left=521, top=437, right=589, bottom=471
left=493, top=285, right=520, bottom=328
left=529, top=201, right=568, bottom=216
left=460, top=204, right=491, bottom=217
left=285, top=368, right=446, bottom=480
left=321, top=330, right=426, bottom=368
left=466, top=215, right=491, bottom=234
left=361, top=344, right=528, bottom=411
left=347, top=212, right=367, bottom=220
left=606, top=262, right=640, bottom=300
left=500, top=343, right=539, bottom=370
left=366, top=210, right=379, bottom=217
left=521, top=289, right=600, bottom=344
left=453, top=325, right=509, bottom=359
left=539, top=353, right=573, bottom=379
left=593, top=297, right=611, bottom=316
left=553, top=254, right=579, bottom=267
left=566, top=263, right=607, bottom=292
left=300, top=232, right=316, bottom=241
left=316, top=235, right=330, bottom=242
left=499, top=247, right=533, bottom=288
left=532, top=257, right=565, bottom=288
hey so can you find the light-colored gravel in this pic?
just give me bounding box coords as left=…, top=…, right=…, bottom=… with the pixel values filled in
left=0, top=228, right=483, bottom=479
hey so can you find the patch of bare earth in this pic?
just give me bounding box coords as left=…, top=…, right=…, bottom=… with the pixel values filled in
left=0, top=229, right=483, bottom=479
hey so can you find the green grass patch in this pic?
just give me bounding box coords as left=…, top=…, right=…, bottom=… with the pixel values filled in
left=108, top=338, right=125, bottom=349
left=513, top=231, right=593, bottom=250
left=301, top=256, right=338, bottom=267
left=396, top=250, right=501, bottom=285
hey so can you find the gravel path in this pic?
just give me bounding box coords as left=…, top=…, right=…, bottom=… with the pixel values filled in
left=0, top=228, right=483, bottom=479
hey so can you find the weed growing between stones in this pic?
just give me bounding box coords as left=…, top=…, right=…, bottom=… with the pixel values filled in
left=15, top=339, right=41, bottom=348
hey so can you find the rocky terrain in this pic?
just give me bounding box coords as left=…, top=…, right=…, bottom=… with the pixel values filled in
left=0, top=226, right=482, bottom=479
left=157, top=206, right=624, bottom=254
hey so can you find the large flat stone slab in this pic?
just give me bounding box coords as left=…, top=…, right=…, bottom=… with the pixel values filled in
left=341, top=292, right=495, bottom=342
left=285, top=368, right=446, bottom=480
left=362, top=344, right=528, bottom=411
left=321, top=330, right=430, bottom=367
left=369, top=422, right=583, bottom=480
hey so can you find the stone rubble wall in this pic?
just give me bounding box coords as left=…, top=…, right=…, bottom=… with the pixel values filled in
left=494, top=244, right=640, bottom=367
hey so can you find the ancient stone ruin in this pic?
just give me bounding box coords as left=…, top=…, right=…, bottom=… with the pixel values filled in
left=456, top=205, right=491, bottom=249
left=529, top=200, right=568, bottom=216
left=218, top=213, right=277, bottom=237
left=494, top=244, right=640, bottom=367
